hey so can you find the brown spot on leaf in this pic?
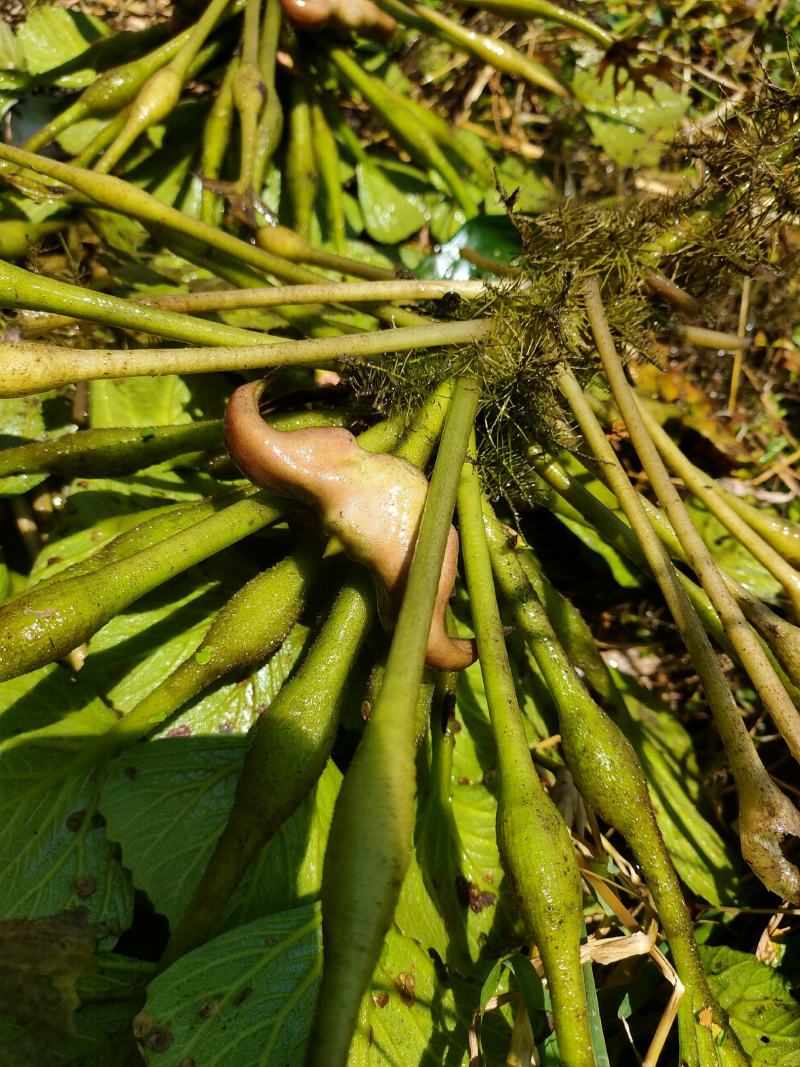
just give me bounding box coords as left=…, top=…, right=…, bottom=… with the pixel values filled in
left=233, top=986, right=253, bottom=1006
left=455, top=876, right=496, bottom=913
left=65, top=810, right=85, bottom=832
left=90, top=812, right=106, bottom=829
left=373, top=992, right=389, bottom=1009
left=394, top=972, right=416, bottom=1007
left=165, top=724, right=191, bottom=738
left=147, top=1028, right=173, bottom=1052
left=199, top=998, right=220, bottom=1019
left=74, top=877, right=97, bottom=899
left=124, top=766, right=139, bottom=781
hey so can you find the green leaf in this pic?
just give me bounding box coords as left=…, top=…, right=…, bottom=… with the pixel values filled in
left=89, top=375, right=195, bottom=430
left=17, top=7, right=106, bottom=86
left=348, top=925, right=470, bottom=1066
left=686, top=500, right=782, bottom=605
left=573, top=63, right=690, bottom=169
left=0, top=391, right=74, bottom=496
left=417, top=215, right=520, bottom=280
left=101, top=738, right=339, bottom=929
left=615, top=671, right=742, bottom=905
left=701, top=945, right=800, bottom=1064
left=140, top=903, right=322, bottom=1065
left=356, top=161, right=428, bottom=244
left=0, top=667, right=134, bottom=931
left=554, top=513, right=643, bottom=588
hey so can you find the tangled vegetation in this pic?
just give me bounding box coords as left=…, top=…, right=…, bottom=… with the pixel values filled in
left=0, top=1, right=799, bottom=1065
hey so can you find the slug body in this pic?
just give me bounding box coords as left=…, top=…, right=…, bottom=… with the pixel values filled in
left=224, top=381, right=475, bottom=670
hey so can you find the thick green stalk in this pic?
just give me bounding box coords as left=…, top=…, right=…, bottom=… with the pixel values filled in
left=286, top=77, right=317, bottom=240
left=484, top=504, right=746, bottom=1067
left=307, top=377, right=479, bottom=1067
left=0, top=144, right=425, bottom=329
left=450, top=0, right=613, bottom=47
left=0, top=492, right=283, bottom=682
left=329, top=49, right=478, bottom=217
left=0, top=259, right=268, bottom=347
left=558, top=366, right=800, bottom=905
left=160, top=565, right=374, bottom=967
left=200, top=58, right=238, bottom=225
left=0, top=319, right=491, bottom=398
left=0, top=420, right=222, bottom=479
left=255, top=224, right=396, bottom=281
left=96, top=0, right=232, bottom=174
left=311, top=96, right=347, bottom=254
left=458, top=437, right=593, bottom=1067
left=583, top=277, right=800, bottom=763
left=251, top=0, right=283, bottom=192
left=377, top=0, right=570, bottom=97
left=93, top=542, right=320, bottom=761
left=233, top=0, right=264, bottom=194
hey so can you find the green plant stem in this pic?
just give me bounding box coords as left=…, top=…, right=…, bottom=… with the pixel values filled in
left=377, top=0, right=570, bottom=97
left=251, top=0, right=283, bottom=192
left=311, top=95, right=347, bottom=255
left=0, top=258, right=269, bottom=347
left=483, top=501, right=745, bottom=1067
left=0, top=491, right=284, bottom=682
left=583, top=277, right=800, bottom=762
left=96, top=0, right=232, bottom=174
left=307, top=377, right=479, bottom=1067
left=328, top=49, right=479, bottom=217
left=200, top=57, right=238, bottom=225
left=450, top=0, right=614, bottom=47
left=0, top=144, right=426, bottom=330
left=233, top=0, right=264, bottom=194
left=558, top=365, right=800, bottom=905
left=672, top=324, right=750, bottom=351
left=458, top=435, right=593, bottom=1066
left=255, top=224, right=397, bottom=280
left=286, top=75, right=317, bottom=239
left=0, top=420, right=222, bottom=479
left=0, top=318, right=491, bottom=398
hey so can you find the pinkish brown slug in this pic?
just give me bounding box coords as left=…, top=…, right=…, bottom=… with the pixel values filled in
left=224, top=381, right=476, bottom=671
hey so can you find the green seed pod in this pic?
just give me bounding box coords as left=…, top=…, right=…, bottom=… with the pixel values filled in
left=484, top=506, right=748, bottom=1067
left=161, top=566, right=375, bottom=966
left=0, top=492, right=282, bottom=682
left=286, top=78, right=318, bottom=241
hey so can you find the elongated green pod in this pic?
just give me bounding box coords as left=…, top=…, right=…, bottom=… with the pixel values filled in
left=200, top=58, right=238, bottom=226
left=233, top=0, right=266, bottom=194
left=449, top=0, right=613, bottom=47
left=0, top=259, right=268, bottom=347
left=251, top=0, right=284, bottom=192
left=160, top=564, right=374, bottom=967
left=329, top=49, right=478, bottom=217
left=308, top=378, right=479, bottom=1067
left=483, top=505, right=747, bottom=1067
left=458, top=437, right=593, bottom=1067
left=96, top=541, right=321, bottom=759
left=286, top=77, right=318, bottom=240
left=311, top=97, right=346, bottom=254
left=0, top=421, right=223, bottom=480
left=0, top=492, right=283, bottom=682
left=377, top=0, right=570, bottom=97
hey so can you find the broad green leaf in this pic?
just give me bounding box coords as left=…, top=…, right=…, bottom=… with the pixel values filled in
left=140, top=903, right=322, bottom=1065
left=686, top=500, right=782, bottom=605
left=56, top=115, right=112, bottom=156
left=616, top=671, right=742, bottom=905
left=0, top=667, right=134, bottom=931
left=89, top=374, right=195, bottom=430
left=17, top=7, right=106, bottom=85
left=554, top=512, right=643, bottom=588
left=701, top=946, right=800, bottom=1064
left=356, top=161, right=428, bottom=244
left=573, top=63, right=689, bottom=169
left=0, top=391, right=74, bottom=496
left=348, top=925, right=471, bottom=1066
left=101, top=738, right=339, bottom=928
left=492, top=155, right=554, bottom=215
left=417, top=215, right=520, bottom=280
left=0, top=952, right=150, bottom=1065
